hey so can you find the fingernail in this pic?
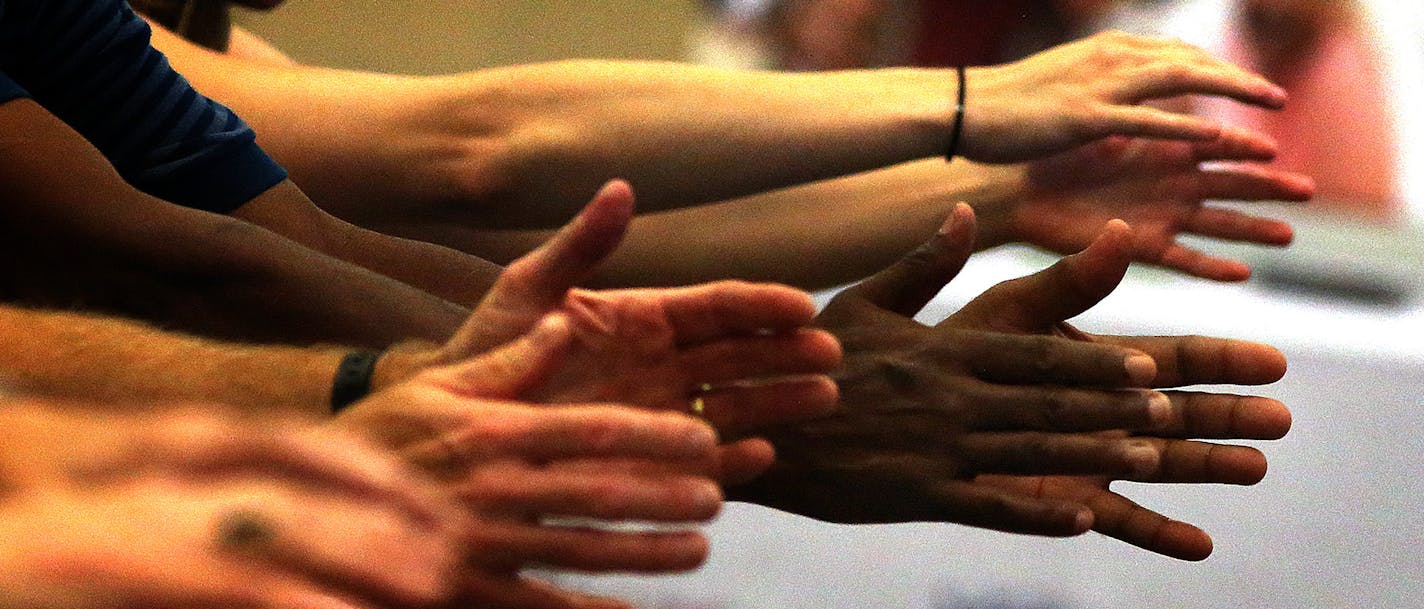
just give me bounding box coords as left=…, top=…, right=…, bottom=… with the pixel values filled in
left=1125, top=443, right=1161, bottom=479
left=1124, top=354, right=1156, bottom=385
left=1146, top=391, right=1172, bottom=428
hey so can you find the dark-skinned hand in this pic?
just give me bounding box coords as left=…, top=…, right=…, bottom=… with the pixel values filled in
left=730, top=204, right=1290, bottom=561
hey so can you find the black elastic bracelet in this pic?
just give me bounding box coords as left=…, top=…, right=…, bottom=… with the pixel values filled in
left=945, top=65, right=966, bottom=162
left=331, top=350, right=382, bottom=414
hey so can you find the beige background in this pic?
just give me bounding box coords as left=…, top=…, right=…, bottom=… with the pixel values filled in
left=233, top=1, right=704, bottom=74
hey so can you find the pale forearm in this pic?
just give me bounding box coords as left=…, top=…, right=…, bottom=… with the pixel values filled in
left=149, top=26, right=957, bottom=230
left=417, top=60, right=955, bottom=227
left=395, top=159, right=1027, bottom=290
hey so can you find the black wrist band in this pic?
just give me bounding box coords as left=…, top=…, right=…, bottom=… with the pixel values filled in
left=331, top=350, right=382, bottom=414
left=946, top=65, right=966, bottom=162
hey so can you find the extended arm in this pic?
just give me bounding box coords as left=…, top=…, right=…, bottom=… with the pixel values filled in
left=0, top=98, right=466, bottom=347
left=150, top=26, right=1285, bottom=230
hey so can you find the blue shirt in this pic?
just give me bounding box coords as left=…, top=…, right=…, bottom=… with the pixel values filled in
left=0, top=0, right=288, bottom=213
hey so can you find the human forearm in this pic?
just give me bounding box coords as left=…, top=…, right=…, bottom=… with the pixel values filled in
left=230, top=181, right=502, bottom=306
left=150, top=27, right=956, bottom=228
left=388, top=159, right=1026, bottom=289
left=0, top=99, right=466, bottom=347
left=0, top=307, right=342, bottom=414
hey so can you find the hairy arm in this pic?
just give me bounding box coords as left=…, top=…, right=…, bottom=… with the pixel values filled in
left=0, top=98, right=466, bottom=347
left=0, top=306, right=343, bottom=415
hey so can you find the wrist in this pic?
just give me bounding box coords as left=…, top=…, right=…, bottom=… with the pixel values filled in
left=368, top=342, right=442, bottom=394
left=961, top=162, right=1031, bottom=250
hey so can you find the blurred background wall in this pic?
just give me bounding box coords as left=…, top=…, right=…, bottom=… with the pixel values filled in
left=233, top=0, right=702, bottom=73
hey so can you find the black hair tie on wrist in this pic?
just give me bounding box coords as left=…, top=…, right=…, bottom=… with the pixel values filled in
left=331, top=350, right=382, bottom=414
left=946, top=65, right=966, bottom=163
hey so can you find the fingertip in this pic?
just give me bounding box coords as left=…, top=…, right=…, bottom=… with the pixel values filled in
left=592, top=179, right=636, bottom=211
left=935, top=202, right=978, bottom=250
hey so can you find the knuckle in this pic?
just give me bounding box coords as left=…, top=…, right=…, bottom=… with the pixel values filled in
left=873, top=356, right=927, bottom=393
left=1038, top=391, right=1075, bottom=429
left=1025, top=338, right=1062, bottom=376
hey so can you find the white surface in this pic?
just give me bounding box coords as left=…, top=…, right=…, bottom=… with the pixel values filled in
left=556, top=223, right=1424, bottom=608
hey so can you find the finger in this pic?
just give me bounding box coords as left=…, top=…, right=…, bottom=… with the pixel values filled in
left=457, top=572, right=634, bottom=609
left=679, top=329, right=842, bottom=385
left=1188, top=166, right=1316, bottom=204
left=1153, top=392, right=1292, bottom=440
left=1095, top=105, right=1222, bottom=142
left=1095, top=335, right=1288, bottom=387
left=714, top=438, right=777, bottom=485
left=975, top=386, right=1171, bottom=433
left=979, top=475, right=1214, bottom=561
left=456, top=180, right=635, bottom=352
left=839, top=202, right=976, bottom=316
left=697, top=376, right=840, bottom=436
left=950, top=219, right=1133, bottom=331
left=1182, top=205, right=1295, bottom=245
left=1142, top=438, right=1270, bottom=485
left=1152, top=243, right=1252, bottom=282
left=495, top=180, right=634, bottom=310
left=468, top=522, right=709, bottom=573
left=457, top=462, right=722, bottom=522
left=927, top=479, right=1094, bottom=537
left=1189, top=125, right=1278, bottom=162
left=552, top=439, right=777, bottom=487
left=493, top=406, right=720, bottom=463
left=425, top=313, right=574, bottom=399
left=1118, top=60, right=1287, bottom=108
left=657, top=281, right=820, bottom=343
left=940, top=331, right=1157, bottom=387
left=955, top=433, right=1162, bottom=479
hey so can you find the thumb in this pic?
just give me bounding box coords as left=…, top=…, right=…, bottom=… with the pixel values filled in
left=837, top=202, right=976, bottom=317
left=427, top=313, right=574, bottom=400
left=499, top=179, right=634, bottom=309
left=454, top=180, right=635, bottom=353
left=950, top=219, right=1133, bottom=331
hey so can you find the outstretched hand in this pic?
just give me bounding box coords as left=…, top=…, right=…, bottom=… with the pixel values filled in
left=962, top=30, right=1288, bottom=163
left=941, top=216, right=1290, bottom=560
left=731, top=205, right=1290, bottom=560
left=337, top=320, right=727, bottom=609
left=1004, top=128, right=1314, bottom=281
left=439, top=180, right=840, bottom=427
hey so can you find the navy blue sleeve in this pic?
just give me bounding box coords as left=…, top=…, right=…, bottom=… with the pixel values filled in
left=0, top=68, right=23, bottom=104
left=0, top=0, right=288, bottom=213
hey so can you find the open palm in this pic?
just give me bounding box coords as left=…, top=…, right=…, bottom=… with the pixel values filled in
left=1011, top=128, right=1314, bottom=281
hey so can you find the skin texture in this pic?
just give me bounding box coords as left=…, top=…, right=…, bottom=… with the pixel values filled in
left=149, top=22, right=1294, bottom=237
left=0, top=403, right=466, bottom=609
left=730, top=206, right=1290, bottom=560
left=331, top=182, right=842, bottom=609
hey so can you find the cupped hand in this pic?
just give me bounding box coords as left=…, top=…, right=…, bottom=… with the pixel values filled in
left=1005, top=128, right=1314, bottom=281
left=436, top=180, right=841, bottom=430
left=961, top=30, right=1287, bottom=163
left=334, top=319, right=725, bottom=609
